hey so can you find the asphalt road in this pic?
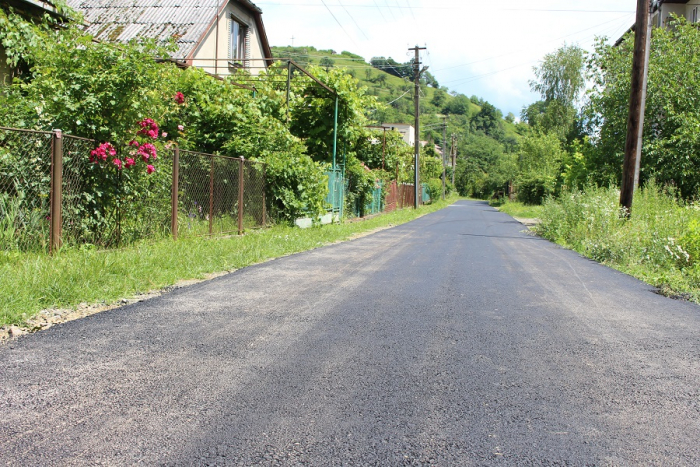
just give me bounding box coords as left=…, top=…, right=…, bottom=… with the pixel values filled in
left=1, top=200, right=699, bottom=465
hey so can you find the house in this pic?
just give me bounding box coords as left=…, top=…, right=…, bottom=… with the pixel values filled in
left=652, top=0, right=700, bottom=27
left=376, top=123, right=415, bottom=146
left=0, top=0, right=65, bottom=85
left=65, top=0, right=273, bottom=76
left=616, top=0, right=700, bottom=46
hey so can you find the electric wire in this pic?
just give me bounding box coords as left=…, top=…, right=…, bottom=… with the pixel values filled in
left=371, top=0, right=387, bottom=22
left=337, top=0, right=370, bottom=40
left=382, top=0, right=396, bottom=21
left=319, top=0, right=359, bottom=47
left=433, top=12, right=633, bottom=73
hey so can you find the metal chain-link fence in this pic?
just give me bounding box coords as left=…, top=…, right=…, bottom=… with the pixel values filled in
left=176, top=150, right=267, bottom=238
left=1, top=127, right=267, bottom=252
left=0, top=127, right=53, bottom=251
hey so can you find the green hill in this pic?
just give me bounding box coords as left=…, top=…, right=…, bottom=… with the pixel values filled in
left=271, top=46, right=524, bottom=148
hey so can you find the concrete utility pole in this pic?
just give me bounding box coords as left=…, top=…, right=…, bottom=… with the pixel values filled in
left=409, top=45, right=427, bottom=209
left=620, top=0, right=652, bottom=214
left=442, top=115, right=447, bottom=200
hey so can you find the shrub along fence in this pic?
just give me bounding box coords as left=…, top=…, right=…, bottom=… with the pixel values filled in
left=0, top=127, right=267, bottom=253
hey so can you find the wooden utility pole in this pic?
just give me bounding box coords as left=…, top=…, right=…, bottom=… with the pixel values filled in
left=620, top=0, right=651, bottom=213
left=409, top=45, right=427, bottom=209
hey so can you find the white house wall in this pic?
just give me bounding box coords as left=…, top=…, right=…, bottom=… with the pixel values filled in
left=192, top=2, right=266, bottom=77
left=655, top=3, right=691, bottom=26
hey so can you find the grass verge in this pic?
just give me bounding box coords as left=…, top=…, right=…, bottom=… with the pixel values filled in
left=494, top=201, right=544, bottom=220
left=535, top=183, right=700, bottom=303
left=1, top=194, right=458, bottom=327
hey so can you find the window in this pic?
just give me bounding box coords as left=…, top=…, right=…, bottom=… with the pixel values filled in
left=693, top=7, right=699, bottom=24
left=229, top=17, right=246, bottom=62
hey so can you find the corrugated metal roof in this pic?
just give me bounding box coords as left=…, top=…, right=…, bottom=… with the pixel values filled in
left=66, top=0, right=263, bottom=59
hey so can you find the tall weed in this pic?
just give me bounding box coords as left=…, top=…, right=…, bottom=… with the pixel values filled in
left=536, top=183, right=700, bottom=300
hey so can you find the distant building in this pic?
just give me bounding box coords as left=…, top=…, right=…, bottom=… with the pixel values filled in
left=66, top=0, right=273, bottom=76
left=376, top=123, right=415, bottom=146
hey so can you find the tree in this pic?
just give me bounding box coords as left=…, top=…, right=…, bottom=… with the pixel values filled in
left=584, top=17, right=700, bottom=198
left=444, top=94, right=471, bottom=116
left=472, top=101, right=504, bottom=140
left=319, top=56, right=335, bottom=71
left=431, top=89, right=447, bottom=108
left=422, top=71, right=439, bottom=88
left=529, top=44, right=585, bottom=140
left=454, top=134, right=506, bottom=197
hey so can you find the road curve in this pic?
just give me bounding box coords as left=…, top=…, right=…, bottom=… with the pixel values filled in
left=1, top=200, right=699, bottom=465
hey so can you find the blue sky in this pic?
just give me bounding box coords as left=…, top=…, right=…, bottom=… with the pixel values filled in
left=256, top=0, right=638, bottom=117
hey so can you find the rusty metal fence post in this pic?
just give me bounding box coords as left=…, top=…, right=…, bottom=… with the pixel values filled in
left=238, top=157, right=245, bottom=235
left=171, top=146, right=180, bottom=240
left=49, top=129, right=63, bottom=254
left=209, top=155, right=214, bottom=235
left=262, top=164, right=267, bottom=227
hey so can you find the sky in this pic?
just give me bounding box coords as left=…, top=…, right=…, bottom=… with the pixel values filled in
left=255, top=0, right=639, bottom=117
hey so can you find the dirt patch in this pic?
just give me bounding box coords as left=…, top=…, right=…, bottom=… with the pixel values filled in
left=513, top=216, right=541, bottom=228
left=0, top=270, right=233, bottom=344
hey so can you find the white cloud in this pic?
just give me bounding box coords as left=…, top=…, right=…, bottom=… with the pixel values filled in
left=258, top=0, right=638, bottom=115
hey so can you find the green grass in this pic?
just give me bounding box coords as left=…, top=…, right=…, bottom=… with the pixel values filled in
left=495, top=201, right=544, bottom=220
left=0, top=194, right=458, bottom=327
left=535, top=183, right=700, bottom=303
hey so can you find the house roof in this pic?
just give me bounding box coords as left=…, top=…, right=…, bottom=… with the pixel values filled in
left=2, top=0, right=66, bottom=19
left=66, top=0, right=271, bottom=63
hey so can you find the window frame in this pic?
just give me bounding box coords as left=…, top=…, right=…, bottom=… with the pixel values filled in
left=229, top=15, right=247, bottom=65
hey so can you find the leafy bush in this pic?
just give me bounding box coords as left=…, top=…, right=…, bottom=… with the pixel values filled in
left=425, top=178, right=444, bottom=202
left=536, top=183, right=700, bottom=301
left=517, top=175, right=557, bottom=205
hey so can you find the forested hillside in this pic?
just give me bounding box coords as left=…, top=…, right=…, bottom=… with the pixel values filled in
left=271, top=46, right=530, bottom=198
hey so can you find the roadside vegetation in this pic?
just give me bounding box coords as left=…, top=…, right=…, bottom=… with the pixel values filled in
left=493, top=201, right=544, bottom=220
left=536, top=184, right=700, bottom=300
left=0, top=194, right=458, bottom=327
left=488, top=17, right=700, bottom=303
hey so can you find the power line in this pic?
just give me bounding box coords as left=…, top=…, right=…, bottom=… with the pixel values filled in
left=319, top=0, right=359, bottom=46
left=443, top=17, right=630, bottom=89
left=404, top=0, right=416, bottom=21
left=382, top=0, right=396, bottom=21
left=433, top=13, right=633, bottom=73
left=337, top=0, right=370, bottom=40
left=371, top=0, right=386, bottom=22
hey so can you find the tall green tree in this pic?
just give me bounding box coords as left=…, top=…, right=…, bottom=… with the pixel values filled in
left=585, top=17, right=700, bottom=198
left=526, top=44, right=585, bottom=140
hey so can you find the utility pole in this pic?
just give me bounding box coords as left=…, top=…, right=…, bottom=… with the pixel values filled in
left=451, top=134, right=456, bottom=186
left=409, top=45, right=427, bottom=209
left=442, top=115, right=447, bottom=200
left=382, top=127, right=387, bottom=171
left=620, top=0, right=652, bottom=214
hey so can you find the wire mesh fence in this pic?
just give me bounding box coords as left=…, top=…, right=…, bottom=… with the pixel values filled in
left=2, top=123, right=423, bottom=252
left=176, top=150, right=266, bottom=238
left=0, top=127, right=267, bottom=253
left=0, top=127, right=53, bottom=251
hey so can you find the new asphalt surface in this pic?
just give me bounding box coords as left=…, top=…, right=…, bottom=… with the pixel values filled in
left=1, top=200, right=699, bottom=465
